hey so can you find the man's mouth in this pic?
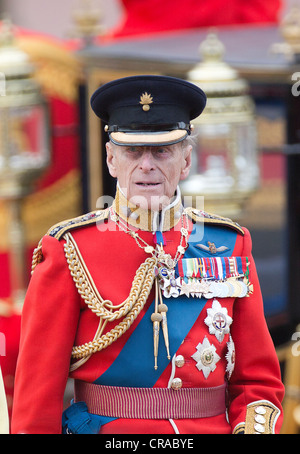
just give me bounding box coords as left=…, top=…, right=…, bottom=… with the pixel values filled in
left=136, top=182, right=161, bottom=186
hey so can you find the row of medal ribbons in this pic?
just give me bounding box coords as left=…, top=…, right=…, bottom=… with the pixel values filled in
left=176, top=256, right=248, bottom=280
left=158, top=256, right=252, bottom=299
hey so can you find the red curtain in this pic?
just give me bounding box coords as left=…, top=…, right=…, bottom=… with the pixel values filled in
left=107, top=0, right=283, bottom=39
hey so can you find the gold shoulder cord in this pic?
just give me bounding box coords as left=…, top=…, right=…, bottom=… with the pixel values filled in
left=63, top=232, right=156, bottom=371
left=31, top=239, right=43, bottom=274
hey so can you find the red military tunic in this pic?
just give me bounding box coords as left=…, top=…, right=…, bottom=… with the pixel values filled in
left=11, top=189, right=284, bottom=434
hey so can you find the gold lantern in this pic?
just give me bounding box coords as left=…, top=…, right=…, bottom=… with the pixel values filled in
left=70, top=0, right=103, bottom=47
left=181, top=32, right=259, bottom=218
left=271, top=4, right=300, bottom=61
left=0, top=19, right=50, bottom=309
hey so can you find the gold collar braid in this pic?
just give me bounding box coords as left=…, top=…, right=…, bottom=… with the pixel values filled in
left=112, top=185, right=183, bottom=232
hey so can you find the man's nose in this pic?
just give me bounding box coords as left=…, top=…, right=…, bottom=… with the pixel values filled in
left=139, top=150, right=155, bottom=171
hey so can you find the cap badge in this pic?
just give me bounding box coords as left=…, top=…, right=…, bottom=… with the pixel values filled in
left=139, top=92, right=153, bottom=111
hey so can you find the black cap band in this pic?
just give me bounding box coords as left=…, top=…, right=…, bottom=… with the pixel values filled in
left=107, top=122, right=191, bottom=133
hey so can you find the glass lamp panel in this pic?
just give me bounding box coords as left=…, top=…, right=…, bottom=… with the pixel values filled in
left=190, top=120, right=258, bottom=196
left=7, top=103, right=49, bottom=171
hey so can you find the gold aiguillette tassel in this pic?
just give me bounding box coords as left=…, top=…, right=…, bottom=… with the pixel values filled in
left=158, top=288, right=170, bottom=360
left=151, top=278, right=162, bottom=370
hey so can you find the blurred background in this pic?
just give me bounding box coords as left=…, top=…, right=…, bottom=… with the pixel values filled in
left=0, top=0, right=299, bottom=434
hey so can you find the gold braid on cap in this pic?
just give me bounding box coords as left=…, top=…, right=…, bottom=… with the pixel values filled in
left=63, top=232, right=156, bottom=362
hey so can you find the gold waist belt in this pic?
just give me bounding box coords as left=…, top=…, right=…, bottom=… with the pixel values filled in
left=74, top=381, right=227, bottom=419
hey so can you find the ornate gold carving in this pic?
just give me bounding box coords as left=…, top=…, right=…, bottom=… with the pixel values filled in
left=17, top=36, right=83, bottom=103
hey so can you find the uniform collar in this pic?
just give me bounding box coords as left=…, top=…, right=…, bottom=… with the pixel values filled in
left=112, top=184, right=183, bottom=232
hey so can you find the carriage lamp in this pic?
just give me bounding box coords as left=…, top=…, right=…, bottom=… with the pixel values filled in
left=181, top=32, right=259, bottom=218
left=0, top=19, right=50, bottom=308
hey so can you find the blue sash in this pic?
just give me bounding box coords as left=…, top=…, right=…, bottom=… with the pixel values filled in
left=94, top=294, right=207, bottom=387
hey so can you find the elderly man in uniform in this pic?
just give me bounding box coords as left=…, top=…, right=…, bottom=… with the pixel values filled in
left=11, top=75, right=284, bottom=434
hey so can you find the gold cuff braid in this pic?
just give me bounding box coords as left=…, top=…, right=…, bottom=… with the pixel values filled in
left=233, top=400, right=281, bottom=434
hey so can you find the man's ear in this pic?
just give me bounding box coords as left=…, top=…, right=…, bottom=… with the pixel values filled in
left=180, top=144, right=192, bottom=181
left=106, top=142, right=117, bottom=178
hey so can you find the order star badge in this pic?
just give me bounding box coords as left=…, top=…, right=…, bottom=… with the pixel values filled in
left=204, top=299, right=233, bottom=343
left=191, top=336, right=220, bottom=379
left=225, top=335, right=235, bottom=379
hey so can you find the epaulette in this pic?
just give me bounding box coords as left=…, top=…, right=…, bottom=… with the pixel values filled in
left=185, top=207, right=244, bottom=235
left=31, top=209, right=110, bottom=274
left=46, top=208, right=110, bottom=240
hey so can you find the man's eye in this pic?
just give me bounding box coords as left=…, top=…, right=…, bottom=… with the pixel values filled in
left=126, top=147, right=139, bottom=154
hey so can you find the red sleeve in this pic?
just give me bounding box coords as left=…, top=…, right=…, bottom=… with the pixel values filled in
left=228, top=228, right=284, bottom=434
left=11, top=235, right=81, bottom=434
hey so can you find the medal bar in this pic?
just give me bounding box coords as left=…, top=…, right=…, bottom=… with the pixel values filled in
left=156, top=256, right=253, bottom=299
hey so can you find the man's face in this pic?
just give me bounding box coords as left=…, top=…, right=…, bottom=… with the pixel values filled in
left=106, top=141, right=192, bottom=210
